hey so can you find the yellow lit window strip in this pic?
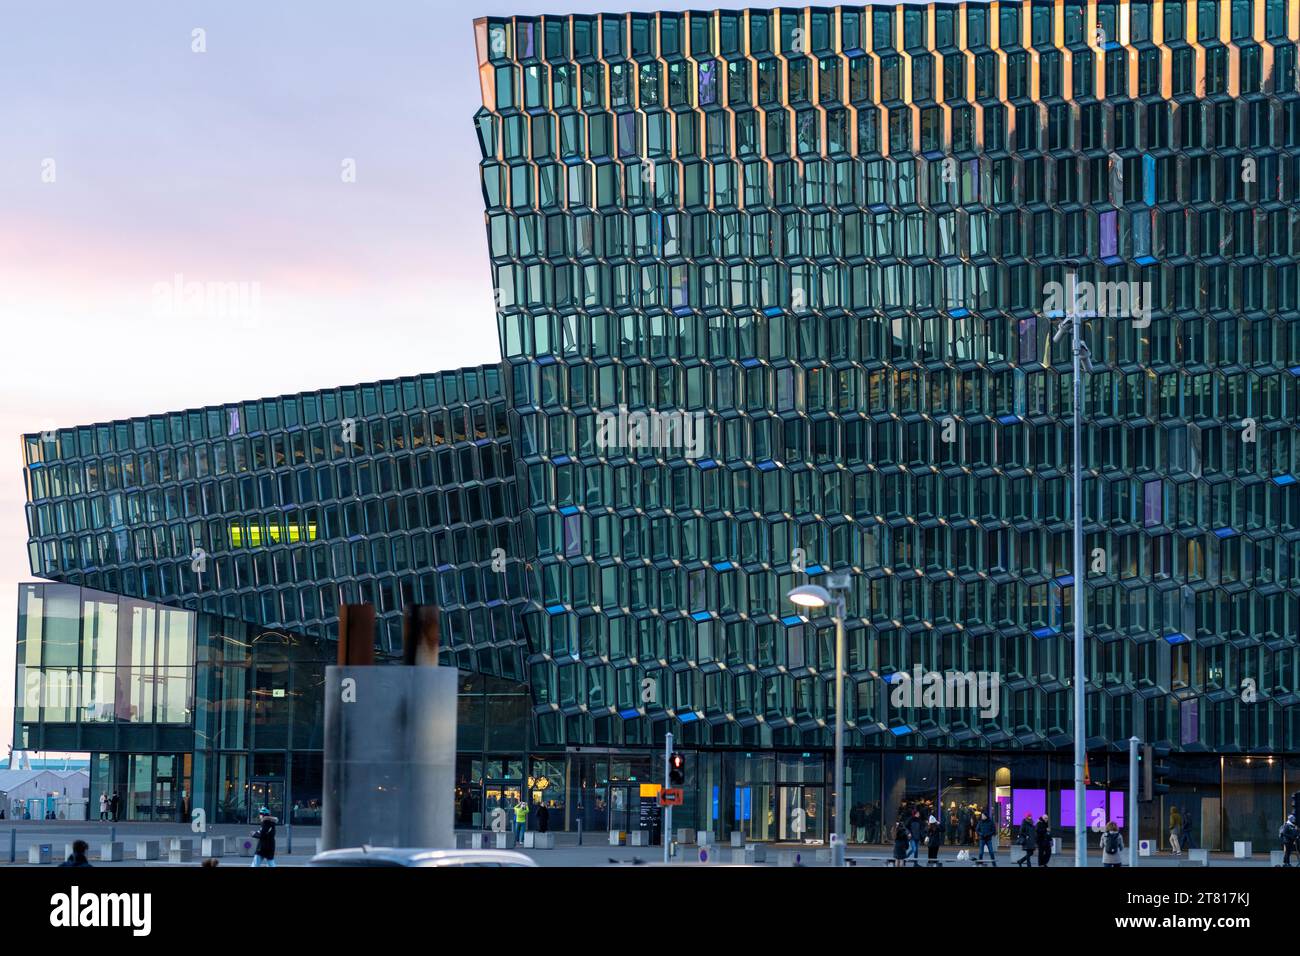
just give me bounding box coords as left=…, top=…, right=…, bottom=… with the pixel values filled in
left=229, top=522, right=318, bottom=548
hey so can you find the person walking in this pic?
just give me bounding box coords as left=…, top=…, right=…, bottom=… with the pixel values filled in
left=1181, top=809, right=1194, bottom=851
left=1169, top=805, right=1182, bottom=855
left=975, top=811, right=998, bottom=866
left=1016, top=813, right=1036, bottom=867
left=59, top=839, right=92, bottom=867
left=1101, top=821, right=1125, bottom=867
left=907, top=809, right=924, bottom=865
left=109, top=791, right=120, bottom=822
left=251, top=806, right=277, bottom=867
left=1035, top=815, right=1053, bottom=867
left=537, top=802, right=550, bottom=834
left=891, top=820, right=911, bottom=867
left=925, top=814, right=944, bottom=867
left=98, top=791, right=108, bottom=822
left=1280, top=814, right=1299, bottom=866
left=512, top=798, right=528, bottom=844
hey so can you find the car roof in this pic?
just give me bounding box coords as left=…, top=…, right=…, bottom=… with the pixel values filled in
left=309, top=846, right=538, bottom=866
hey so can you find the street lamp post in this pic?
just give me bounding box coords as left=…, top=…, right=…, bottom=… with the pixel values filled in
left=788, top=572, right=851, bottom=867
left=1054, top=268, right=1093, bottom=867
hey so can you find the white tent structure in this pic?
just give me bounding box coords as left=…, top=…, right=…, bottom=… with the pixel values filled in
left=0, top=769, right=90, bottom=820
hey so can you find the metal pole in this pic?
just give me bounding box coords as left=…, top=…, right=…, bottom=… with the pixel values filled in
left=833, top=598, right=845, bottom=868
left=286, top=822, right=292, bottom=856
left=663, top=732, right=674, bottom=864
left=8, top=827, right=14, bottom=863
left=1128, top=736, right=1139, bottom=868
left=1072, top=292, right=1087, bottom=868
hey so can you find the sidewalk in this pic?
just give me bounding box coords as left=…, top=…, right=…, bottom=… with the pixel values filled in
left=0, top=821, right=1286, bottom=867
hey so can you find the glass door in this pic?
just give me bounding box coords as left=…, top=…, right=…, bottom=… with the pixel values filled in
left=778, top=785, right=824, bottom=843
left=608, top=783, right=634, bottom=832
left=154, top=755, right=179, bottom=822
left=481, top=782, right=522, bottom=830
left=249, top=780, right=284, bottom=822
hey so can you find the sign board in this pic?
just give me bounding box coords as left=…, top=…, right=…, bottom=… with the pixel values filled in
left=659, top=788, right=684, bottom=806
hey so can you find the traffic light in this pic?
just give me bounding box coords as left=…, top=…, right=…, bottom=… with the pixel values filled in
left=669, top=752, right=685, bottom=786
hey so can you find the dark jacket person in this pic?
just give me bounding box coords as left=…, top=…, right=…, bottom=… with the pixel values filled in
left=59, top=839, right=92, bottom=867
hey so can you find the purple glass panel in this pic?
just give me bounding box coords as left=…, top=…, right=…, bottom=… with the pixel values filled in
left=699, top=61, right=718, bottom=105
left=1100, top=209, right=1118, bottom=258
left=1059, top=788, right=1109, bottom=828
left=1012, top=788, right=1046, bottom=823
left=1143, top=479, right=1162, bottom=526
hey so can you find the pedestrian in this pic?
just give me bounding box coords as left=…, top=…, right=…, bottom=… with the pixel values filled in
left=251, top=806, right=277, bottom=867
left=512, top=798, right=528, bottom=843
left=892, top=820, right=910, bottom=867
left=59, top=839, right=92, bottom=867
left=1101, top=821, right=1125, bottom=867
left=98, top=791, right=108, bottom=822
left=110, top=791, right=120, bottom=822
left=1169, top=805, right=1182, bottom=855
left=975, top=811, right=998, bottom=865
left=925, top=814, right=944, bottom=867
left=1016, top=813, right=1036, bottom=867
left=1280, top=814, right=1298, bottom=866
left=850, top=803, right=866, bottom=843
left=1181, top=810, right=1193, bottom=851
left=537, top=802, right=550, bottom=834
left=1035, top=815, right=1053, bottom=866
left=907, top=809, right=924, bottom=864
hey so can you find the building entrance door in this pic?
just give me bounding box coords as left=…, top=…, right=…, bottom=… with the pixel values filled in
left=608, top=783, right=636, bottom=833
left=481, top=782, right=522, bottom=830
left=777, top=785, right=824, bottom=843
left=249, top=780, right=284, bottom=822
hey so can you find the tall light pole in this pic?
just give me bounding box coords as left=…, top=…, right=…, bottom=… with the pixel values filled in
left=1054, top=269, right=1093, bottom=867
left=788, top=571, right=851, bottom=867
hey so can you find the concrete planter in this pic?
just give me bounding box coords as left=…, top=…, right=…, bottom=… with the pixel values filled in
left=168, top=838, right=194, bottom=863
left=29, top=844, right=52, bottom=865
left=201, top=837, right=226, bottom=858
left=136, top=840, right=160, bottom=861
left=99, top=841, right=124, bottom=862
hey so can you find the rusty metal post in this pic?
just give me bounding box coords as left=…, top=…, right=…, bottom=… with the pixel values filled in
left=402, top=604, right=441, bottom=666
left=337, top=603, right=375, bottom=666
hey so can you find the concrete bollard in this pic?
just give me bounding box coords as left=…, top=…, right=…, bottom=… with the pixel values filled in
left=744, top=844, right=767, bottom=863
left=201, top=837, right=226, bottom=858
left=676, top=828, right=695, bottom=846
left=1187, top=849, right=1210, bottom=866
left=493, top=832, right=516, bottom=849
left=168, top=838, right=194, bottom=863
left=1271, top=849, right=1286, bottom=866
left=136, top=840, right=160, bottom=861
left=99, top=841, right=124, bottom=862
left=696, top=830, right=714, bottom=846
left=1233, top=841, right=1252, bottom=858
left=730, top=831, right=745, bottom=848
left=29, top=844, right=52, bottom=865
left=470, top=832, right=487, bottom=849
left=236, top=836, right=255, bottom=857
left=629, top=831, right=650, bottom=846
left=522, top=832, right=555, bottom=849
left=608, top=830, right=625, bottom=846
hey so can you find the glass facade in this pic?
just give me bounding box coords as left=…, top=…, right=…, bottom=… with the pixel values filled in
left=475, top=2, right=1300, bottom=754
left=13, top=2, right=1300, bottom=849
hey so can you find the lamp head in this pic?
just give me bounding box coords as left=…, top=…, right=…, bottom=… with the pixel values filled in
left=787, top=584, right=833, bottom=608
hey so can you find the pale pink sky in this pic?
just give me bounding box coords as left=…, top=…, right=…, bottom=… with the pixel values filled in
left=0, top=0, right=770, bottom=754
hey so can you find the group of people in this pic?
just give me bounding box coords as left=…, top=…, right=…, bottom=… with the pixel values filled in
left=96, top=791, right=122, bottom=822
left=891, top=804, right=1022, bottom=866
